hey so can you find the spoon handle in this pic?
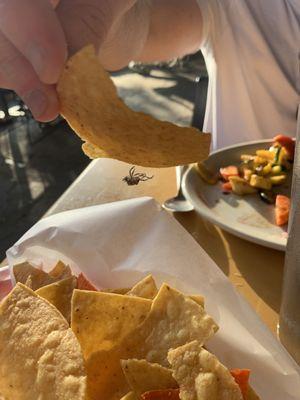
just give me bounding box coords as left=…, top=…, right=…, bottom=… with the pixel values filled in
left=176, top=166, right=189, bottom=195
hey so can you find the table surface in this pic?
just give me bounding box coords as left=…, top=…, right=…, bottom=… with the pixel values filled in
left=45, top=158, right=285, bottom=334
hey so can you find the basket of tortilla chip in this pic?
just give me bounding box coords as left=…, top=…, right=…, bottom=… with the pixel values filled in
left=1, top=264, right=259, bottom=400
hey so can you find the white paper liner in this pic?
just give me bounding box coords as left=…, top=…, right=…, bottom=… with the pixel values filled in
left=4, top=196, right=300, bottom=399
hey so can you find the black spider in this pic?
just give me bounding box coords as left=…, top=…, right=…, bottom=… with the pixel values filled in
left=122, top=166, right=154, bottom=186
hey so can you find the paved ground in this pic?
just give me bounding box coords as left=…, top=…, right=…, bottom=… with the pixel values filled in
left=0, top=53, right=206, bottom=260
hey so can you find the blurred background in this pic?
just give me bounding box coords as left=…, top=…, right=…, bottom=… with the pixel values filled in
left=0, top=51, right=206, bottom=260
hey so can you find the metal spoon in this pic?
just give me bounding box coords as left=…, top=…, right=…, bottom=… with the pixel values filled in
left=163, top=165, right=194, bottom=212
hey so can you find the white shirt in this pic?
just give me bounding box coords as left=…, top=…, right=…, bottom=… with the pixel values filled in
left=196, top=0, right=300, bottom=149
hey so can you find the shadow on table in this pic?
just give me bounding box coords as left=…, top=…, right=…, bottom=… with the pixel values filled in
left=154, top=76, right=196, bottom=105
left=222, top=229, right=285, bottom=314
left=173, top=211, right=230, bottom=276
left=0, top=118, right=89, bottom=260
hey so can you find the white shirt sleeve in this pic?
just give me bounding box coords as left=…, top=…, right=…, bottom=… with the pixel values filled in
left=192, top=0, right=299, bottom=149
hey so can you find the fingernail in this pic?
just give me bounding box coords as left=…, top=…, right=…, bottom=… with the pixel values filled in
left=27, top=43, right=47, bottom=79
left=23, top=90, right=48, bottom=119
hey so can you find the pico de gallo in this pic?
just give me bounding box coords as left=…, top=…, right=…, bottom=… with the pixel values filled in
left=195, top=135, right=295, bottom=226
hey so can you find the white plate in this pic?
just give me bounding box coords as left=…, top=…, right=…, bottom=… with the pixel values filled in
left=182, top=139, right=291, bottom=251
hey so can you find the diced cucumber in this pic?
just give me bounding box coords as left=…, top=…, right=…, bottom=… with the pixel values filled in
left=254, top=156, right=268, bottom=168
left=271, top=165, right=282, bottom=175
left=262, top=163, right=272, bottom=176
left=243, top=169, right=253, bottom=181
left=250, top=174, right=272, bottom=190
left=278, top=146, right=290, bottom=165
left=256, top=150, right=275, bottom=161
left=270, top=175, right=287, bottom=185
left=274, top=146, right=281, bottom=164
left=241, top=155, right=255, bottom=162
left=229, top=176, right=257, bottom=195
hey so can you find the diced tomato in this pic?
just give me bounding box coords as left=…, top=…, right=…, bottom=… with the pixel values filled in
left=77, top=273, right=98, bottom=291
left=273, top=134, right=295, bottom=160
left=230, top=369, right=250, bottom=399
left=275, top=195, right=290, bottom=226
left=220, top=166, right=239, bottom=181
left=222, top=182, right=232, bottom=193
left=140, top=389, right=180, bottom=400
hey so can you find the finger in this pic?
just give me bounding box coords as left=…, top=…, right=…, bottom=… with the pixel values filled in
left=50, top=0, right=60, bottom=8
left=19, top=83, right=59, bottom=122
left=0, top=33, right=59, bottom=121
left=56, top=0, right=112, bottom=55
left=0, top=0, right=67, bottom=84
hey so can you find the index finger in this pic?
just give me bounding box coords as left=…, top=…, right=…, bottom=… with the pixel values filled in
left=0, top=0, right=67, bottom=84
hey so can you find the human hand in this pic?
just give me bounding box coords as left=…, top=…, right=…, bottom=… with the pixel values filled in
left=0, top=0, right=138, bottom=121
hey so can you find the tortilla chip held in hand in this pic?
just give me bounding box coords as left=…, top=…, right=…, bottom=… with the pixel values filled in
left=57, top=45, right=211, bottom=168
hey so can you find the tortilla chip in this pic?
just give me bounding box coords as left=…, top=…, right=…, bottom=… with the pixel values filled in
left=0, top=283, right=86, bottom=400
left=247, top=387, right=261, bottom=400
left=77, top=273, right=98, bottom=291
left=86, top=348, right=128, bottom=400
left=168, top=341, right=242, bottom=400
left=71, top=291, right=152, bottom=358
left=126, top=275, right=158, bottom=299
left=49, top=260, right=72, bottom=279
left=189, top=295, right=205, bottom=308
left=137, top=284, right=218, bottom=366
left=82, top=142, right=107, bottom=159
left=121, top=359, right=177, bottom=396
left=140, top=389, right=180, bottom=399
left=83, top=284, right=217, bottom=400
left=57, top=45, right=211, bottom=168
left=24, top=275, right=33, bottom=289
left=101, top=288, right=131, bottom=295
left=121, top=392, right=137, bottom=400
left=36, top=276, right=77, bottom=323
left=13, top=262, right=57, bottom=290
